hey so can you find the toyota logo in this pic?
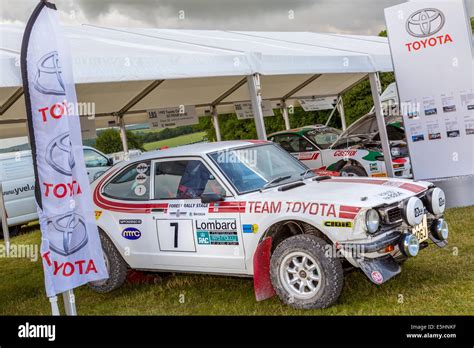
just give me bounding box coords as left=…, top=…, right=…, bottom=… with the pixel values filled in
left=47, top=212, right=88, bottom=256
left=45, top=132, right=75, bottom=176
left=33, top=51, right=66, bottom=96
left=406, top=8, right=445, bottom=38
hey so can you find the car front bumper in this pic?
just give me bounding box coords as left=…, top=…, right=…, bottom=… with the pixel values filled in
left=338, top=219, right=448, bottom=284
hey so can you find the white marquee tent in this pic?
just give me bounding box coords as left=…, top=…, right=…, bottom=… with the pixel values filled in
left=0, top=24, right=395, bottom=173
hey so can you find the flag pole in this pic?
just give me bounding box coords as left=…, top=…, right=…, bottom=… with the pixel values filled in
left=49, top=296, right=60, bottom=316
left=63, top=289, right=77, bottom=315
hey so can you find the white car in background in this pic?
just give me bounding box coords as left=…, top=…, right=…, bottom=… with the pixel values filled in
left=0, top=146, right=112, bottom=238
left=90, top=141, right=448, bottom=309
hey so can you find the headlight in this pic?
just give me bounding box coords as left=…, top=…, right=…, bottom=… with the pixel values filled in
left=391, top=147, right=401, bottom=157
left=402, top=196, right=424, bottom=226
left=432, top=218, right=449, bottom=241
left=425, top=187, right=446, bottom=216
left=400, top=233, right=420, bottom=257
left=365, top=209, right=380, bottom=234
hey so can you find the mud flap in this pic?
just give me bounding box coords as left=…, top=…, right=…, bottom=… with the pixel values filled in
left=253, top=237, right=276, bottom=301
left=357, top=256, right=401, bottom=285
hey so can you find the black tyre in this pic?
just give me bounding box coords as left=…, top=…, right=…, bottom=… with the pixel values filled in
left=0, top=225, right=21, bottom=239
left=88, top=231, right=128, bottom=293
left=340, top=165, right=367, bottom=177
left=270, top=234, right=344, bottom=309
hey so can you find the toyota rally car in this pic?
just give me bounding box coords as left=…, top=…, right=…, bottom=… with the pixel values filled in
left=89, top=141, right=448, bottom=309
left=268, top=117, right=411, bottom=178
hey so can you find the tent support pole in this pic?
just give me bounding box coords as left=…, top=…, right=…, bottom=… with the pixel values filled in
left=369, top=73, right=394, bottom=177
left=117, top=115, right=129, bottom=155
left=49, top=296, right=60, bottom=316
left=247, top=74, right=266, bottom=140
left=281, top=74, right=322, bottom=101
left=336, top=96, right=347, bottom=131
left=324, top=102, right=339, bottom=127
left=280, top=101, right=291, bottom=130
left=62, top=290, right=77, bottom=316
left=0, top=87, right=23, bottom=116
left=211, top=106, right=222, bottom=141
left=0, top=183, right=10, bottom=257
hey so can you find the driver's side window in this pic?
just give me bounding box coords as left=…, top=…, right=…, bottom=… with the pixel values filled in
left=154, top=160, right=226, bottom=200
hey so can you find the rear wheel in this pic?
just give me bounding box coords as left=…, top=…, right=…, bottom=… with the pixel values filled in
left=340, top=165, right=367, bottom=177
left=88, top=231, right=128, bottom=293
left=270, top=234, right=344, bottom=309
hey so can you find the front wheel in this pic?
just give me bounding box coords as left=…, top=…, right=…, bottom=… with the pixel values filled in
left=340, top=165, right=367, bottom=177
left=270, top=234, right=344, bottom=309
left=88, top=231, right=128, bottom=293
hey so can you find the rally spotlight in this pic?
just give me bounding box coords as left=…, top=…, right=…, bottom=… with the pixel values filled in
left=431, top=218, right=449, bottom=241
left=400, top=233, right=420, bottom=257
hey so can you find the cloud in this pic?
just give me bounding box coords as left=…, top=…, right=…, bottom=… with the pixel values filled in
left=1, top=0, right=472, bottom=35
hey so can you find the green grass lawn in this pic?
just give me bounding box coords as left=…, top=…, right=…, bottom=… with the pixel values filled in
left=143, top=132, right=206, bottom=151
left=0, top=207, right=473, bottom=315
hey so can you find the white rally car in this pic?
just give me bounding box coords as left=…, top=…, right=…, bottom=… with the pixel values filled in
left=89, top=141, right=448, bottom=309
left=268, top=122, right=412, bottom=178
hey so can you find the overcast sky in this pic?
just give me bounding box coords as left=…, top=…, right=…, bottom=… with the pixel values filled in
left=1, top=0, right=472, bottom=35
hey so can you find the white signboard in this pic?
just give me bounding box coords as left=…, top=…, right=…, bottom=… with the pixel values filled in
left=148, top=105, right=198, bottom=129
left=385, top=0, right=474, bottom=179
left=234, top=100, right=275, bottom=120
left=299, top=96, right=338, bottom=111
left=80, top=116, right=96, bottom=140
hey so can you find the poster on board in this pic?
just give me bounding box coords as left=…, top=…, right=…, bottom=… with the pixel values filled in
left=385, top=0, right=473, bottom=180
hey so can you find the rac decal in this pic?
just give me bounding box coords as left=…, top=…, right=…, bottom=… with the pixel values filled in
left=298, top=152, right=319, bottom=161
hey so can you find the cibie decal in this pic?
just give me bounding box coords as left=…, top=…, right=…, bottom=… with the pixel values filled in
left=196, top=219, right=239, bottom=245
left=324, top=221, right=352, bottom=228
left=122, top=227, right=142, bottom=240
left=94, top=210, right=102, bottom=221
left=371, top=271, right=384, bottom=284
left=243, top=224, right=259, bottom=234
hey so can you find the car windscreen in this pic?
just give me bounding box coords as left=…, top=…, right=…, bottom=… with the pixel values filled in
left=305, top=127, right=341, bottom=149
left=209, top=144, right=313, bottom=194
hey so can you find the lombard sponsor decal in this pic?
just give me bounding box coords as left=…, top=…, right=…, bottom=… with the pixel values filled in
left=324, top=221, right=352, bottom=228
left=196, top=219, right=239, bottom=245
left=119, top=219, right=142, bottom=225
left=122, top=227, right=142, bottom=240
left=243, top=224, right=259, bottom=234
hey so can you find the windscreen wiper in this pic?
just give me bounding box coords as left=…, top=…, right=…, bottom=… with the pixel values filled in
left=261, top=175, right=291, bottom=190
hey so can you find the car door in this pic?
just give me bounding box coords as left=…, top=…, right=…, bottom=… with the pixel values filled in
left=271, top=133, right=323, bottom=169
left=83, top=148, right=111, bottom=182
left=150, top=157, right=246, bottom=272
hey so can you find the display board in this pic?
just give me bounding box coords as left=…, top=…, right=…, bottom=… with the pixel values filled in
left=148, top=105, right=198, bottom=129
left=298, top=96, right=338, bottom=111
left=385, top=0, right=473, bottom=179
left=234, top=100, right=275, bottom=120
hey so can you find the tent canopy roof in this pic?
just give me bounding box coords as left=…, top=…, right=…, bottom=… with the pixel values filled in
left=0, top=24, right=395, bottom=138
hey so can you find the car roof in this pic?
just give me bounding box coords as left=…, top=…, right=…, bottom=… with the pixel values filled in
left=122, top=140, right=270, bottom=164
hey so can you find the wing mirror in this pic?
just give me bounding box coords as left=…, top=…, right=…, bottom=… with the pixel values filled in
left=201, top=193, right=225, bottom=204
left=107, top=157, right=114, bottom=166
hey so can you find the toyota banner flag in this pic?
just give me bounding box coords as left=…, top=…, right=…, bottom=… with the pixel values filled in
left=21, top=0, right=108, bottom=297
